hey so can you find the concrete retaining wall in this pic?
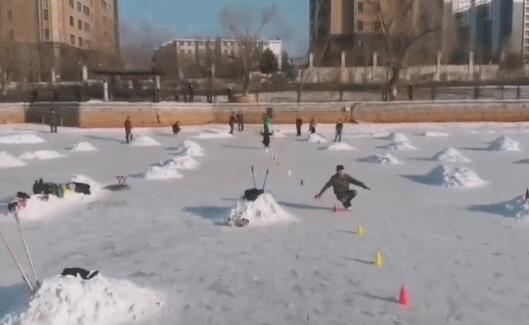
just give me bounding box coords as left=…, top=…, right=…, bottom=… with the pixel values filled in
left=0, top=101, right=528, bottom=127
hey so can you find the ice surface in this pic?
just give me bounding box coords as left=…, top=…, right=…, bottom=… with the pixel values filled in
left=227, top=193, right=296, bottom=227
left=1, top=275, right=163, bottom=325
left=382, top=141, right=418, bottom=151
left=421, top=165, right=487, bottom=189
left=18, top=151, right=65, bottom=161
left=359, top=153, right=401, bottom=165
left=0, top=152, right=26, bottom=169
left=69, top=142, right=97, bottom=152
left=0, top=134, right=45, bottom=144
left=172, top=140, right=204, bottom=157
left=383, top=132, right=410, bottom=142
left=432, top=148, right=471, bottom=163
left=307, top=133, right=328, bottom=144
left=420, top=131, right=450, bottom=137
left=488, top=135, right=521, bottom=152
left=194, top=131, right=233, bottom=139
left=326, top=142, right=355, bottom=151
left=504, top=196, right=529, bottom=219
left=130, top=135, right=160, bottom=147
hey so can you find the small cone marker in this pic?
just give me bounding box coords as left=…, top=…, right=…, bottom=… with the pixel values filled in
left=399, top=285, right=411, bottom=306
left=357, top=225, right=366, bottom=237
left=375, top=251, right=385, bottom=268
left=525, top=189, right=529, bottom=201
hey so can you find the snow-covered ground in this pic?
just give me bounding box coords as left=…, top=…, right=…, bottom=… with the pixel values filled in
left=1, top=122, right=529, bottom=324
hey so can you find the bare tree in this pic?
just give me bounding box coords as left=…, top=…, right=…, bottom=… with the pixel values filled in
left=220, top=5, right=278, bottom=97
left=371, top=0, right=442, bottom=100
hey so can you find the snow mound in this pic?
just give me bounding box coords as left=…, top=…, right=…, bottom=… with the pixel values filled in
left=17, top=175, right=103, bottom=221
left=383, top=142, right=418, bottom=151
left=173, top=140, right=204, bottom=157
left=432, top=148, right=471, bottom=163
left=423, top=165, right=487, bottom=189
left=307, top=133, right=328, bottom=144
left=143, top=156, right=198, bottom=180
left=0, top=134, right=45, bottom=144
left=326, top=142, right=355, bottom=151
left=6, top=275, right=163, bottom=325
left=504, top=196, right=529, bottom=219
left=0, top=151, right=26, bottom=169
left=421, top=131, right=449, bottom=137
left=69, top=142, right=98, bottom=152
left=384, top=132, right=410, bottom=142
left=227, top=193, right=296, bottom=227
left=488, top=135, right=521, bottom=152
left=194, top=131, right=233, bottom=139
left=19, top=150, right=65, bottom=161
left=272, top=129, right=287, bottom=138
left=360, top=153, right=401, bottom=165
left=130, top=135, right=160, bottom=147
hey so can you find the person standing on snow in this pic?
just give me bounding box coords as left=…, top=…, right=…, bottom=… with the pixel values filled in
left=334, top=119, right=344, bottom=142
left=309, top=117, right=317, bottom=134
left=229, top=112, right=236, bottom=134
left=172, top=121, right=181, bottom=135
left=315, top=165, right=370, bottom=210
left=263, top=113, right=272, bottom=134
left=124, top=116, right=132, bottom=144
left=237, top=111, right=244, bottom=132
left=49, top=109, right=58, bottom=133
left=296, top=117, right=303, bottom=136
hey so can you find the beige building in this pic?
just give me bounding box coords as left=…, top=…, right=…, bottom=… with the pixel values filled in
left=0, top=0, right=120, bottom=82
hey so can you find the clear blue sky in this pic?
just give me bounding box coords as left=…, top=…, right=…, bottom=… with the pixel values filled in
left=119, top=0, right=309, bottom=56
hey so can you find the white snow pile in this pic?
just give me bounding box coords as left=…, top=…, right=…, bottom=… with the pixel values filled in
left=19, top=150, right=65, bottom=161
left=360, top=153, right=401, bottom=165
left=422, top=165, right=487, bottom=189
left=504, top=196, right=529, bottom=219
left=488, top=135, right=521, bottom=152
left=0, top=134, right=45, bottom=144
left=16, top=175, right=103, bottom=221
left=130, top=135, right=160, bottom=147
left=3, top=275, right=163, bottom=325
left=383, top=142, right=418, bottom=151
left=326, top=142, right=355, bottom=151
left=173, top=140, right=204, bottom=157
left=194, top=131, right=233, bottom=139
left=420, top=131, right=450, bottom=137
left=143, top=156, right=198, bottom=180
left=227, top=193, right=296, bottom=227
left=307, top=133, right=328, bottom=144
left=384, top=132, right=410, bottom=142
left=432, top=148, right=471, bottom=163
left=272, top=129, right=287, bottom=138
left=69, top=142, right=98, bottom=152
left=0, top=151, right=26, bottom=169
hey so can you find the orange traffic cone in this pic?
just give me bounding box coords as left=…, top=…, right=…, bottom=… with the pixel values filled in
left=525, top=189, right=529, bottom=201
left=399, top=285, right=411, bottom=306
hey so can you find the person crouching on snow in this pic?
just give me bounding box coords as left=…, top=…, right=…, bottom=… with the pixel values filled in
left=315, top=165, right=370, bottom=210
left=172, top=121, right=181, bottom=135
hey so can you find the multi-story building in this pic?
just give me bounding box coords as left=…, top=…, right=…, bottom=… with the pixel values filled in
left=153, top=37, right=282, bottom=80
left=453, top=0, right=527, bottom=62
left=0, top=0, right=120, bottom=82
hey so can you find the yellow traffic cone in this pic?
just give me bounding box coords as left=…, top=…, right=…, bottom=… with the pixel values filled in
left=357, top=226, right=366, bottom=237
left=375, top=251, right=385, bottom=268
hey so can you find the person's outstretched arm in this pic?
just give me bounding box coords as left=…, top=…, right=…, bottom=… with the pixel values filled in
left=315, top=178, right=333, bottom=199
left=347, top=175, right=370, bottom=190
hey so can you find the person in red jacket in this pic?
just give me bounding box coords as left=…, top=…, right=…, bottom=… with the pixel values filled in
left=124, top=116, right=132, bottom=143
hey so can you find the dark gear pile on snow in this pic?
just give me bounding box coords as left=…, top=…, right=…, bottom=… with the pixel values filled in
left=61, top=267, right=99, bottom=280
left=33, top=178, right=91, bottom=196
left=242, top=166, right=269, bottom=201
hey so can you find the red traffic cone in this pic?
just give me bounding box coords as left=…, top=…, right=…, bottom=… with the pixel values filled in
left=399, top=285, right=411, bottom=306
left=525, top=189, right=529, bottom=201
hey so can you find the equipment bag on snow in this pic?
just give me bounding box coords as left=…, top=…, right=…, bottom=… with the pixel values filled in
left=73, top=182, right=91, bottom=195
left=242, top=166, right=269, bottom=202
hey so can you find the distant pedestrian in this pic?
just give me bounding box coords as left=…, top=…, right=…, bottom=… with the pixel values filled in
left=262, top=126, right=271, bottom=149
left=229, top=112, right=236, bottom=134
left=309, top=117, right=317, bottom=134
left=237, top=111, right=244, bottom=132
left=188, top=83, right=194, bottom=103
left=124, top=116, right=132, bottom=144
left=49, top=109, right=58, bottom=133
left=295, top=117, right=303, bottom=136
left=227, top=86, right=232, bottom=102
left=172, top=121, right=181, bottom=135
left=263, top=113, right=272, bottom=134
left=334, top=119, right=344, bottom=142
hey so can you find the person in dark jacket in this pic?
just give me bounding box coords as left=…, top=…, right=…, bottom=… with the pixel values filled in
left=172, top=121, right=181, bottom=135
left=334, top=119, right=344, bottom=142
left=188, top=83, right=194, bottom=102
left=262, top=127, right=271, bottom=150
left=295, top=117, right=303, bottom=136
left=229, top=112, right=236, bottom=134
left=315, top=165, right=370, bottom=209
left=309, top=117, right=317, bottom=134
left=124, top=116, right=132, bottom=144
left=237, top=111, right=244, bottom=132
left=49, top=109, right=58, bottom=133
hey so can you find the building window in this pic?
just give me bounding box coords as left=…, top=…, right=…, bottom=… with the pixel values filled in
left=374, top=22, right=381, bottom=32
left=69, top=0, right=74, bottom=9
left=86, top=40, right=91, bottom=49
left=9, top=29, right=14, bottom=41
left=44, top=28, right=50, bottom=40
left=77, top=2, right=82, bottom=12
left=70, top=34, right=75, bottom=45
left=84, top=22, right=90, bottom=32
left=83, top=5, right=90, bottom=16
left=70, top=16, right=74, bottom=26
left=7, top=9, right=13, bottom=22
left=358, top=2, right=364, bottom=13
left=358, top=21, right=364, bottom=32
left=78, top=19, right=82, bottom=30
left=79, top=37, right=83, bottom=47
left=102, top=0, right=108, bottom=10
left=43, top=9, right=49, bottom=20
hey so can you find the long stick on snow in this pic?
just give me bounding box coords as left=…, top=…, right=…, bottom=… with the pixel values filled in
left=251, top=165, right=257, bottom=188
left=262, top=169, right=270, bottom=190
left=14, top=213, right=40, bottom=285
left=0, top=228, right=34, bottom=292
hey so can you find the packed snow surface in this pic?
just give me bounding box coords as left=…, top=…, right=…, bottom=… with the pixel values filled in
left=504, top=196, right=529, bottom=219
left=422, top=165, right=487, bottom=189
left=0, top=152, right=26, bottom=169
left=228, top=193, right=296, bottom=227
left=129, top=135, right=160, bottom=147
left=2, top=275, right=163, bottom=325
left=194, top=131, right=233, bottom=139
left=382, top=141, right=418, bottom=151
left=359, top=153, right=401, bottom=165
left=383, top=132, right=410, bottom=142
left=488, top=135, right=521, bottom=151
left=0, top=134, right=45, bottom=144
left=420, top=131, right=450, bottom=137
left=307, top=133, right=328, bottom=144
left=18, top=150, right=65, bottom=161
left=143, top=156, right=198, bottom=180
left=172, top=140, right=204, bottom=157
left=326, top=142, right=355, bottom=151
left=69, top=142, right=97, bottom=152
left=432, top=147, right=471, bottom=163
